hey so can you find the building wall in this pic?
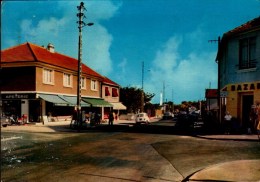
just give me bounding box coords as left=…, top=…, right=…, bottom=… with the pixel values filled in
left=35, top=66, right=101, bottom=97
left=225, top=82, right=260, bottom=116
left=219, top=28, right=260, bottom=129
left=220, top=30, right=260, bottom=89
left=1, top=67, right=35, bottom=91
left=102, top=85, right=119, bottom=102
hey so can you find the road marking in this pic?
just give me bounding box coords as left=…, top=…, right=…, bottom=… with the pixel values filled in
left=1, top=136, right=22, bottom=141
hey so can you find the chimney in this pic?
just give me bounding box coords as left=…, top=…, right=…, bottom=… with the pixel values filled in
left=47, top=43, right=55, bottom=53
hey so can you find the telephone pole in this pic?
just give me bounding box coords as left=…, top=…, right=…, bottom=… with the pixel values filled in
left=209, top=36, right=221, bottom=123
left=76, top=2, right=93, bottom=130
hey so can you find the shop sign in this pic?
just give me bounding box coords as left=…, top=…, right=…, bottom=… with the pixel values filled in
left=231, top=82, right=260, bottom=92
left=2, top=94, right=35, bottom=100
left=220, top=91, right=228, bottom=97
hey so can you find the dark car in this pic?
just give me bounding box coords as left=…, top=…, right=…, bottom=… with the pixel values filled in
left=162, top=112, right=174, bottom=120
left=175, top=112, right=204, bottom=130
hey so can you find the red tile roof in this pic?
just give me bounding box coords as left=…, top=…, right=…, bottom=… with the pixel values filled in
left=224, top=16, right=260, bottom=37
left=103, top=76, right=119, bottom=86
left=1, top=42, right=103, bottom=78
left=216, top=16, right=260, bottom=61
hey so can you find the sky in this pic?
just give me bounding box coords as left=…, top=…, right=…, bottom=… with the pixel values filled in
left=1, top=0, right=260, bottom=104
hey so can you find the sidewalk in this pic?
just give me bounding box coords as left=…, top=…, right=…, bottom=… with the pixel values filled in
left=197, top=134, right=259, bottom=142
left=188, top=159, right=260, bottom=182
left=187, top=134, right=260, bottom=182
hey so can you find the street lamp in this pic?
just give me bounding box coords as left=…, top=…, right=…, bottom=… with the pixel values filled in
left=76, top=2, right=93, bottom=130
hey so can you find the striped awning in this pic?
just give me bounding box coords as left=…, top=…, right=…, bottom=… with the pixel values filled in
left=110, top=102, right=126, bottom=110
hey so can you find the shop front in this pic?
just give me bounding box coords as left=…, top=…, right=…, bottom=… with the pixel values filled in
left=221, top=81, right=260, bottom=132
left=2, top=93, right=36, bottom=123
left=1, top=93, right=114, bottom=123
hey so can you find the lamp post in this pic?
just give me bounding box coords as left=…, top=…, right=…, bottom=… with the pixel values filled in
left=76, top=2, right=93, bottom=130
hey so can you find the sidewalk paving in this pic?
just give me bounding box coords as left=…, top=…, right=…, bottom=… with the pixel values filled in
left=197, top=134, right=260, bottom=142
left=188, top=134, right=260, bottom=181
left=188, top=159, right=260, bottom=182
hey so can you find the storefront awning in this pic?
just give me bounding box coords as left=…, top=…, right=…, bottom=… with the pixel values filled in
left=38, top=94, right=71, bottom=106
left=110, top=102, right=127, bottom=110
left=82, top=98, right=112, bottom=107
left=60, top=95, right=90, bottom=107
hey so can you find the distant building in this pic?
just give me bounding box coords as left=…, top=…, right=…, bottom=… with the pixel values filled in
left=205, top=89, right=218, bottom=111
left=0, top=42, right=124, bottom=123
left=101, top=76, right=126, bottom=120
left=216, top=16, right=260, bottom=131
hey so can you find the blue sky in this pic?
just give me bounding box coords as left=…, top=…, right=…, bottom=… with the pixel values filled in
left=1, top=0, right=260, bottom=104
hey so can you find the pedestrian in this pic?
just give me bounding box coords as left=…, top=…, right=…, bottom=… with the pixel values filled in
left=256, top=102, right=260, bottom=131
left=224, top=111, right=232, bottom=134
left=95, top=112, right=101, bottom=125
left=108, top=111, right=114, bottom=126
left=249, top=106, right=257, bottom=134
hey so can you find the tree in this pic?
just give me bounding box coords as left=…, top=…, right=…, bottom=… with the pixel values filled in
left=120, top=86, right=155, bottom=113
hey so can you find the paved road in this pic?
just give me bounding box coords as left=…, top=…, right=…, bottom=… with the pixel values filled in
left=1, top=122, right=260, bottom=182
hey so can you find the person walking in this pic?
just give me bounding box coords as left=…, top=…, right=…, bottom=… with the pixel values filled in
left=224, top=111, right=232, bottom=134
left=255, top=102, right=260, bottom=140
left=249, top=105, right=258, bottom=133
left=256, top=103, right=260, bottom=130
left=108, top=111, right=114, bottom=126
left=95, top=112, right=101, bottom=125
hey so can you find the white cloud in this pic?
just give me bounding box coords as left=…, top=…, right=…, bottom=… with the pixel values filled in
left=118, top=58, right=127, bottom=74
left=18, top=1, right=121, bottom=76
left=86, top=24, right=113, bottom=75
left=153, top=36, right=181, bottom=71
left=21, top=17, right=68, bottom=40
left=148, top=34, right=217, bottom=104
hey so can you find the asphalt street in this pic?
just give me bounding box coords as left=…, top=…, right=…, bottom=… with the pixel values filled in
left=1, top=120, right=260, bottom=182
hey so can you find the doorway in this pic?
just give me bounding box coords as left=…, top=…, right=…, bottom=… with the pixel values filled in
left=29, top=100, right=41, bottom=122
left=242, top=95, right=253, bottom=132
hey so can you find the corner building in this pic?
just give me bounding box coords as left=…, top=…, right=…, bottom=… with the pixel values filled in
left=0, top=42, right=123, bottom=122
left=216, top=17, right=260, bottom=131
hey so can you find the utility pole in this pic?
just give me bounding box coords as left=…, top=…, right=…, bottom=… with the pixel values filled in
left=76, top=2, right=93, bottom=130
left=209, top=36, right=221, bottom=123
left=163, top=81, right=165, bottom=113
left=141, top=61, right=144, bottom=112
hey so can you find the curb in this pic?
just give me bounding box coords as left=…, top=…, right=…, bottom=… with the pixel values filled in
left=188, top=160, right=260, bottom=181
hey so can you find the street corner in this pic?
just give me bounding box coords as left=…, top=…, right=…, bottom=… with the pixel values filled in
left=188, top=159, right=260, bottom=182
left=196, top=134, right=260, bottom=142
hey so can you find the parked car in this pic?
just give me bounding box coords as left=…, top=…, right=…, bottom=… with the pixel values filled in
left=162, top=112, right=174, bottom=120
left=135, top=113, right=150, bottom=124
left=175, top=112, right=204, bottom=130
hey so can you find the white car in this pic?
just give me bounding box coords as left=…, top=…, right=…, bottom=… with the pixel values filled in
left=135, top=113, right=150, bottom=124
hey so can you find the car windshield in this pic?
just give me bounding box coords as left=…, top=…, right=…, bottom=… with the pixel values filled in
left=139, top=114, right=144, bottom=117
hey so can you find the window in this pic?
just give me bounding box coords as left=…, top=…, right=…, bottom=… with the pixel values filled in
left=43, top=68, right=54, bottom=84
left=91, top=80, right=97, bottom=91
left=63, top=73, right=72, bottom=87
left=112, top=88, right=118, bottom=97
left=239, top=37, right=256, bottom=69
left=81, top=77, right=86, bottom=89
left=105, top=87, right=110, bottom=96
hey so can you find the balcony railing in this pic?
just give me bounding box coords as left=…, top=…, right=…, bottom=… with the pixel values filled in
left=238, top=60, right=258, bottom=70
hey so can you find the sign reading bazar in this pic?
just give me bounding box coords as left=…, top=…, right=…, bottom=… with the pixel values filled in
left=2, top=94, right=36, bottom=100
left=230, top=82, right=260, bottom=92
